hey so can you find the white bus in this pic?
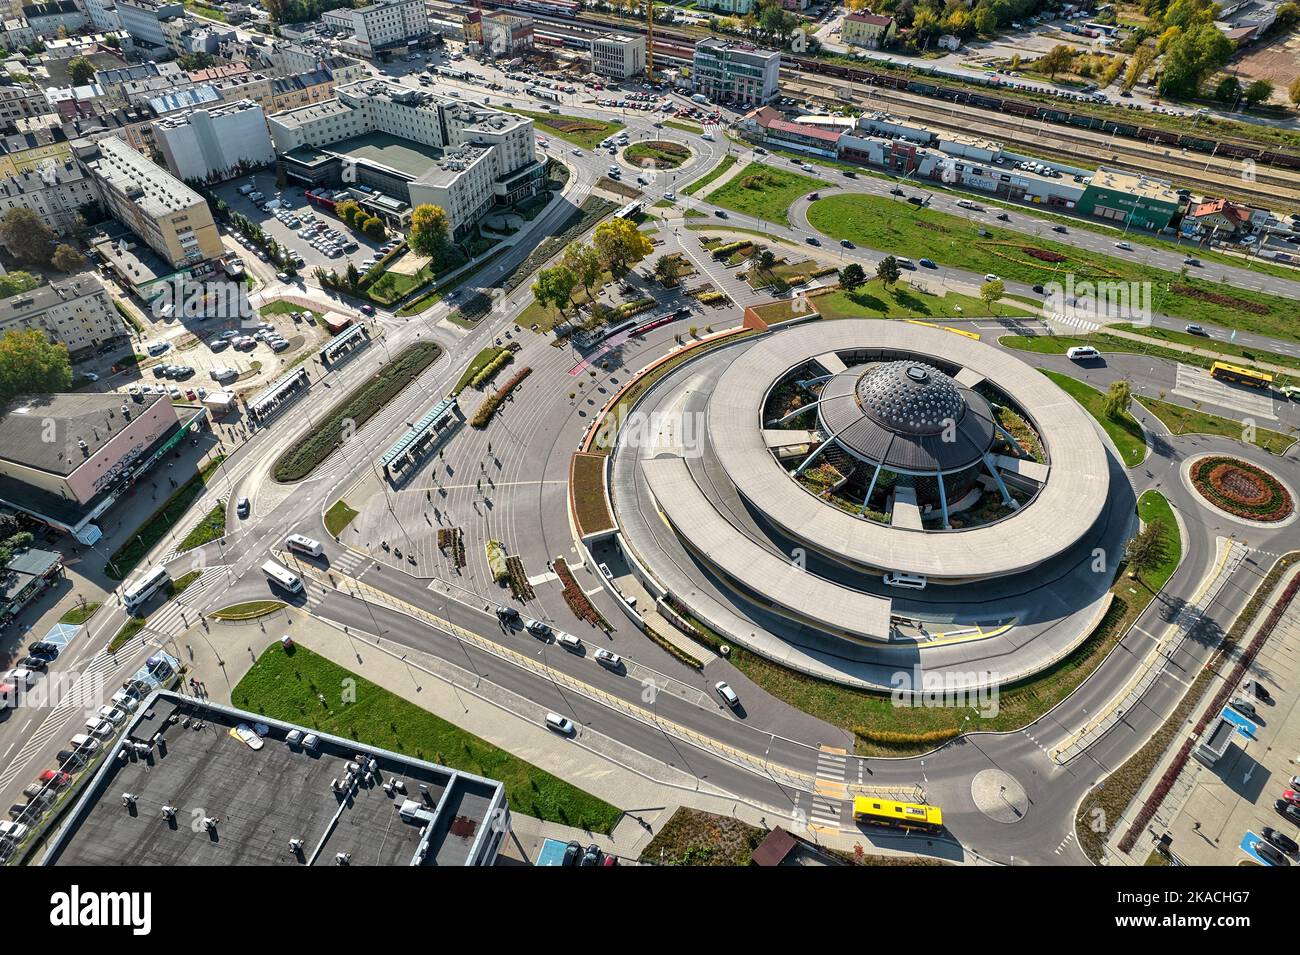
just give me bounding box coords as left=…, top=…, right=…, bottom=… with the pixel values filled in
left=285, top=534, right=323, bottom=558
left=261, top=560, right=303, bottom=594
left=123, top=566, right=170, bottom=612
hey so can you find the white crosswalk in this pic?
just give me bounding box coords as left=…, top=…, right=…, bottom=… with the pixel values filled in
left=1173, top=364, right=1276, bottom=420
left=332, top=549, right=368, bottom=577
left=0, top=651, right=121, bottom=791
left=1047, top=311, right=1100, bottom=333
left=808, top=746, right=848, bottom=832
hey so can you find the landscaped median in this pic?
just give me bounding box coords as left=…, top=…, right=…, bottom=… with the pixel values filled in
left=706, top=162, right=829, bottom=226
left=569, top=452, right=615, bottom=538
left=499, top=107, right=623, bottom=150
left=1039, top=369, right=1147, bottom=467
left=106, top=454, right=227, bottom=581
left=452, top=346, right=513, bottom=396
left=682, top=154, right=736, bottom=197
left=273, top=342, right=442, bottom=482
left=234, top=642, right=623, bottom=832
left=1137, top=396, right=1296, bottom=455
left=210, top=600, right=286, bottom=621
left=470, top=366, right=531, bottom=429
left=178, top=503, right=225, bottom=553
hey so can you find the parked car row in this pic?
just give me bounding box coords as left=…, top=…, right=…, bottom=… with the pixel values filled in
left=559, top=840, right=617, bottom=867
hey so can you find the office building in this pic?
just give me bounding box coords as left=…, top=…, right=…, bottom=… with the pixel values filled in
left=692, top=39, right=780, bottom=106
left=154, top=99, right=275, bottom=184
left=591, top=34, right=644, bottom=80
left=114, top=0, right=183, bottom=51
left=320, top=0, right=430, bottom=60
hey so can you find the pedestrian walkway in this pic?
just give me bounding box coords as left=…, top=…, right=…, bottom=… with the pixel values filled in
left=807, top=745, right=849, bottom=833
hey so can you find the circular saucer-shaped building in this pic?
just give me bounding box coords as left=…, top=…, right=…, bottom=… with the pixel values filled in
left=606, top=320, right=1121, bottom=678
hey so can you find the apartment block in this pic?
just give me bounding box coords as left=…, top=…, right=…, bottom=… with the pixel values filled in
left=76, top=136, right=223, bottom=268
left=591, top=34, right=644, bottom=80
left=114, top=0, right=183, bottom=50
left=155, top=99, right=275, bottom=184
left=0, top=159, right=97, bottom=239
left=320, top=0, right=430, bottom=60
left=0, top=273, right=127, bottom=360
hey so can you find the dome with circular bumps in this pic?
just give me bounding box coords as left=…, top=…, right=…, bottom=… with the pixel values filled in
left=856, top=361, right=967, bottom=435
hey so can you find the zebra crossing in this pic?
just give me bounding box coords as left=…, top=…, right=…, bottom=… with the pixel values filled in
left=806, top=745, right=849, bottom=832
left=1047, top=310, right=1100, bottom=333
left=331, top=549, right=369, bottom=577
left=0, top=651, right=121, bottom=791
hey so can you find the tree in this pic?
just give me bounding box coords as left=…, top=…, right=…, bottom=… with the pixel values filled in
left=1243, top=79, right=1273, bottom=108
left=1104, top=379, right=1132, bottom=419
left=1123, top=46, right=1156, bottom=91
left=1125, top=518, right=1168, bottom=582
left=592, top=217, right=653, bottom=277
left=409, top=204, right=451, bottom=260
left=336, top=200, right=362, bottom=227
left=532, top=265, right=578, bottom=320
left=0, top=271, right=39, bottom=298
left=757, top=248, right=777, bottom=271
left=562, top=241, right=603, bottom=302
left=0, top=208, right=55, bottom=266
left=1213, top=75, right=1241, bottom=104
left=362, top=216, right=386, bottom=240
left=979, top=278, right=1004, bottom=310
left=1158, top=23, right=1232, bottom=98
left=51, top=244, right=85, bottom=273
left=0, top=329, right=72, bottom=402
left=1036, top=45, right=1075, bottom=78
left=67, top=55, right=95, bottom=86
left=1289, top=76, right=1300, bottom=106
left=875, top=256, right=901, bottom=288
left=839, top=262, right=866, bottom=290
left=654, top=254, right=686, bottom=285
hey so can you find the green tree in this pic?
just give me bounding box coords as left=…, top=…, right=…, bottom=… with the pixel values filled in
left=1213, top=75, right=1241, bottom=104
left=362, top=216, right=386, bottom=240
left=0, top=271, right=39, bottom=298
left=336, top=200, right=361, bottom=227
left=0, top=329, right=72, bottom=402
left=1104, top=379, right=1132, bottom=419
left=1124, top=45, right=1156, bottom=90
left=532, top=264, right=578, bottom=320
left=979, top=278, right=1005, bottom=310
left=592, top=217, right=653, bottom=277
left=1243, top=79, right=1273, bottom=108
left=1158, top=23, right=1232, bottom=98
left=757, top=248, right=777, bottom=271
left=51, top=244, right=85, bottom=273
left=1036, top=45, right=1075, bottom=78
left=67, top=55, right=95, bottom=86
left=838, top=262, right=866, bottom=290
left=654, top=254, right=686, bottom=285
left=1289, top=76, right=1300, bottom=105
left=0, top=208, right=55, bottom=266
left=875, top=255, right=901, bottom=288
left=1125, top=518, right=1168, bottom=582
left=409, top=203, right=451, bottom=260
left=562, top=241, right=603, bottom=302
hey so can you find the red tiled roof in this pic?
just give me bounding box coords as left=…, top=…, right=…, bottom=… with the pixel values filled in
left=846, top=12, right=893, bottom=26
left=768, top=118, right=843, bottom=143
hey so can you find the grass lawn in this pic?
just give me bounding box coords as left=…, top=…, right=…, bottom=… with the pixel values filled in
left=810, top=281, right=1004, bottom=320
left=707, top=163, right=830, bottom=226
left=324, top=499, right=359, bottom=537
left=641, top=807, right=765, bottom=865
left=108, top=617, right=145, bottom=652
left=624, top=141, right=690, bottom=168
left=570, top=452, right=615, bottom=536
left=1137, top=395, right=1297, bottom=455
left=1112, top=323, right=1300, bottom=376
left=105, top=454, right=227, bottom=581
left=1040, top=369, right=1147, bottom=467
left=682, top=154, right=737, bottom=196
left=452, top=346, right=511, bottom=395
left=233, top=643, right=623, bottom=832
left=178, top=503, right=225, bottom=552
left=211, top=600, right=284, bottom=620
left=1136, top=490, right=1182, bottom=592
left=664, top=119, right=703, bottom=134
left=59, top=603, right=100, bottom=626
left=273, top=342, right=441, bottom=482
left=259, top=301, right=315, bottom=319
left=395, top=246, right=509, bottom=317
left=170, top=570, right=202, bottom=596
left=499, top=107, right=623, bottom=149
left=806, top=194, right=1300, bottom=341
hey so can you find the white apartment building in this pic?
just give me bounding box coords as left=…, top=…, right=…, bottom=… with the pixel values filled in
left=321, top=0, right=429, bottom=59
left=269, top=80, right=543, bottom=239
left=154, top=99, right=275, bottom=184
left=591, top=34, right=645, bottom=80
left=0, top=159, right=97, bottom=240
left=0, top=273, right=127, bottom=360
left=75, top=136, right=223, bottom=269
left=82, top=0, right=121, bottom=32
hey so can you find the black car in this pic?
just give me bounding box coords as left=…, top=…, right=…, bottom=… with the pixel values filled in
left=579, top=844, right=603, bottom=867
left=1262, top=827, right=1298, bottom=855
left=840, top=239, right=855, bottom=249
left=1274, top=799, right=1300, bottom=825
left=714, top=210, right=728, bottom=218
left=1243, top=679, right=1272, bottom=702
left=27, top=642, right=58, bottom=660
left=1255, top=839, right=1289, bottom=866
left=997, top=213, right=1011, bottom=221
left=1052, top=225, right=1068, bottom=233
left=495, top=605, right=520, bottom=620
left=561, top=840, right=582, bottom=866
left=1032, top=284, right=1045, bottom=294
left=890, top=187, right=904, bottom=196
left=55, top=749, right=88, bottom=771
left=16, top=656, right=47, bottom=673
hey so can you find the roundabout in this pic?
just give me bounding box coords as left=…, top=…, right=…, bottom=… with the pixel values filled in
left=607, top=320, right=1134, bottom=691
left=623, top=140, right=691, bottom=170
left=1188, top=454, right=1296, bottom=525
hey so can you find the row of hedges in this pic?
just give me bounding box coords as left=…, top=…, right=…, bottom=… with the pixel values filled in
left=273, top=342, right=441, bottom=481
left=554, top=557, right=612, bottom=632
left=470, top=366, right=531, bottom=428
left=470, top=349, right=513, bottom=390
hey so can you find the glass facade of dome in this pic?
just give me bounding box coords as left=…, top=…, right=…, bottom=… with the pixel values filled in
left=856, top=361, right=967, bottom=435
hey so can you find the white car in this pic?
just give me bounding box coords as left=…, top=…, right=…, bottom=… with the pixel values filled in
left=983, top=273, right=1000, bottom=283
left=1114, top=241, right=1132, bottom=251
left=594, top=648, right=622, bottom=670
left=545, top=712, right=575, bottom=735
left=97, top=705, right=126, bottom=724
left=715, top=681, right=740, bottom=709
left=556, top=632, right=583, bottom=653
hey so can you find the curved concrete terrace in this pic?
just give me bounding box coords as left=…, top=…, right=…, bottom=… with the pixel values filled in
left=708, top=320, right=1110, bottom=581
left=643, top=455, right=894, bottom=642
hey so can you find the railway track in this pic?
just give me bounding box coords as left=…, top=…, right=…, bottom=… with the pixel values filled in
left=787, top=77, right=1300, bottom=210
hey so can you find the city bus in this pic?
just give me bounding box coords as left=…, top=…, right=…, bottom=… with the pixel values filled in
left=852, top=796, right=944, bottom=833
left=1210, top=361, right=1273, bottom=390
left=122, top=566, right=171, bottom=613
left=261, top=560, right=304, bottom=594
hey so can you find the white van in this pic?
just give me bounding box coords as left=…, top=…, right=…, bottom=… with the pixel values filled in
left=285, top=534, right=323, bottom=557
left=883, top=571, right=927, bottom=590
left=262, top=560, right=303, bottom=594
left=701, top=131, right=714, bottom=141
left=1067, top=345, right=1100, bottom=361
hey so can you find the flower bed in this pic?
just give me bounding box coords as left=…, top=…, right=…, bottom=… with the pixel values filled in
left=470, top=366, right=532, bottom=428
left=1190, top=455, right=1293, bottom=522
left=554, top=557, right=612, bottom=631
left=1021, top=247, right=1067, bottom=263
left=437, top=526, right=466, bottom=569
left=506, top=555, right=535, bottom=602
left=1171, top=284, right=1270, bottom=315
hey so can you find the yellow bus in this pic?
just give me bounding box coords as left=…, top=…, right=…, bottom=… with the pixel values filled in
left=852, top=796, right=944, bottom=833
left=1210, top=361, right=1273, bottom=390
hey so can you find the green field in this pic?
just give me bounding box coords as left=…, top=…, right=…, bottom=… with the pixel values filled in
left=682, top=154, right=737, bottom=196
left=178, top=503, right=226, bottom=552
left=324, top=499, right=358, bottom=537
left=1135, top=490, right=1182, bottom=592
left=499, top=107, right=623, bottom=149
left=1137, top=395, right=1297, bottom=455
left=806, top=194, right=1300, bottom=341
left=1040, top=369, right=1147, bottom=467
left=707, top=163, right=829, bottom=226
left=808, top=282, right=1004, bottom=320
left=233, top=643, right=623, bottom=832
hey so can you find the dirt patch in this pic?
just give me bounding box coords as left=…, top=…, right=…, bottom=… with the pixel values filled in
left=1231, top=30, right=1300, bottom=94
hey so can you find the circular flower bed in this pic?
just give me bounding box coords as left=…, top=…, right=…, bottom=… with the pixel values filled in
left=1190, top=455, right=1294, bottom=522
left=625, top=140, right=690, bottom=169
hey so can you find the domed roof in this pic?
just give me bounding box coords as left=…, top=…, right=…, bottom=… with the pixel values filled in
left=856, top=361, right=966, bottom=435
left=816, top=357, right=998, bottom=475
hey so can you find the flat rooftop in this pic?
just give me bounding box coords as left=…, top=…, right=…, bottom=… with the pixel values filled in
left=43, top=692, right=508, bottom=867
left=1089, top=165, right=1179, bottom=204
left=328, top=131, right=444, bottom=178
left=0, top=392, right=165, bottom=475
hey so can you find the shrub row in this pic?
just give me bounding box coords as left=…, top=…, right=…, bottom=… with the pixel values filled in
left=470, top=366, right=531, bottom=428
left=470, top=349, right=513, bottom=390
left=554, top=557, right=612, bottom=631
